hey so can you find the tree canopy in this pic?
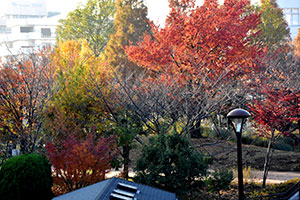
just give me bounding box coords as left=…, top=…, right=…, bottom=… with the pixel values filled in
left=56, top=0, right=115, bottom=56
left=45, top=40, right=110, bottom=140
left=0, top=49, right=54, bottom=154
left=105, top=0, right=151, bottom=74
left=254, top=0, right=290, bottom=50
left=126, top=0, right=264, bottom=84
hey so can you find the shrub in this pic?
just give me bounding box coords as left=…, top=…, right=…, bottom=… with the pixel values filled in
left=133, top=133, right=210, bottom=195
left=205, top=127, right=235, bottom=140
left=46, top=134, right=118, bottom=196
left=250, top=178, right=300, bottom=198
left=274, top=137, right=294, bottom=151
left=241, top=131, right=268, bottom=147
left=205, top=168, right=234, bottom=194
left=233, top=166, right=254, bottom=184
left=0, top=153, right=53, bottom=200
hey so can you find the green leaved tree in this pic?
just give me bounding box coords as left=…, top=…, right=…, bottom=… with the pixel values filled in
left=56, top=0, right=115, bottom=56
left=255, top=0, right=290, bottom=50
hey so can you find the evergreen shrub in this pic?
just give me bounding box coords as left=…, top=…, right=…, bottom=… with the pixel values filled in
left=0, top=153, right=53, bottom=200
left=205, top=168, right=234, bottom=194
left=134, top=133, right=210, bottom=195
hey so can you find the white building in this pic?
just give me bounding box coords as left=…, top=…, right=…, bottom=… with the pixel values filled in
left=0, top=0, right=48, bottom=19
left=0, top=0, right=59, bottom=57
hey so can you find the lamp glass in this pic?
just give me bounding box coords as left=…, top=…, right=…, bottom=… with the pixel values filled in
left=231, top=118, right=243, bottom=133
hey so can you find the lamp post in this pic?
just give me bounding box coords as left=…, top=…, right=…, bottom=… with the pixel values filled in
left=227, top=108, right=251, bottom=200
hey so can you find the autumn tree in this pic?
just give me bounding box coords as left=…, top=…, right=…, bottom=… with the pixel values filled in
left=127, top=0, right=263, bottom=81
left=125, top=0, right=264, bottom=137
left=0, top=49, right=54, bottom=155
left=105, top=0, right=151, bottom=75
left=46, top=133, right=117, bottom=195
left=56, top=0, right=115, bottom=56
left=45, top=40, right=110, bottom=141
left=248, top=88, right=300, bottom=188
left=88, top=72, right=145, bottom=179
left=295, top=27, right=300, bottom=58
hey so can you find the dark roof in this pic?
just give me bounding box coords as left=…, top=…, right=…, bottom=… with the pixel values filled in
left=52, top=177, right=177, bottom=200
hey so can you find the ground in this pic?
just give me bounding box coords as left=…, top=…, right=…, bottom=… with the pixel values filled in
left=110, top=137, right=300, bottom=200
left=129, top=137, right=300, bottom=172
left=192, top=137, right=300, bottom=172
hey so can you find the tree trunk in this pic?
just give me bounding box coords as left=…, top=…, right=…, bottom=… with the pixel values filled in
left=191, top=119, right=202, bottom=138
left=121, top=145, right=130, bottom=179
left=20, top=135, right=27, bottom=154
left=262, top=130, right=275, bottom=188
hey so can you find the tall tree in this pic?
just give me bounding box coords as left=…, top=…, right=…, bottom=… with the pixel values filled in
left=45, top=40, right=110, bottom=141
left=105, top=0, right=151, bottom=75
left=254, top=0, right=290, bottom=50
left=0, top=49, right=54, bottom=154
left=125, top=0, right=264, bottom=137
left=56, top=0, right=115, bottom=56
left=126, top=0, right=263, bottom=84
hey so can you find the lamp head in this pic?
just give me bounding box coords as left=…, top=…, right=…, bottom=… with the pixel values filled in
left=227, top=109, right=251, bottom=134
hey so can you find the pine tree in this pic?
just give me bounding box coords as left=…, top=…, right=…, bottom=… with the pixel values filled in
left=105, top=0, right=151, bottom=76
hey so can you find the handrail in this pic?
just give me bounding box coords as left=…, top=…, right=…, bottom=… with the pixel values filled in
left=247, top=181, right=300, bottom=200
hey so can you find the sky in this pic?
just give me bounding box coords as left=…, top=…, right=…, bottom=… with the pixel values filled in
left=46, top=0, right=170, bottom=25
left=46, top=0, right=260, bottom=26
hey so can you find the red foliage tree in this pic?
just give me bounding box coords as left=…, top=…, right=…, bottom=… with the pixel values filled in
left=46, top=134, right=118, bottom=196
left=126, top=0, right=264, bottom=84
left=248, top=87, right=300, bottom=187
left=124, top=0, right=264, bottom=137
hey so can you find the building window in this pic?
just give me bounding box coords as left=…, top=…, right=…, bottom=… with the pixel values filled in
left=41, top=28, right=51, bottom=38
left=292, top=14, right=299, bottom=25
left=283, top=8, right=300, bottom=26
left=20, top=27, right=34, bottom=33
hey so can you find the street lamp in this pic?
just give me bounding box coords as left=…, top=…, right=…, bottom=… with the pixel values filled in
left=227, top=108, right=251, bottom=200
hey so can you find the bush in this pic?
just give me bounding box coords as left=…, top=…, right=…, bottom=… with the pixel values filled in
left=241, top=132, right=294, bottom=151
left=205, top=127, right=235, bottom=140
left=133, top=133, right=210, bottom=195
left=274, top=137, right=294, bottom=151
left=205, top=169, right=234, bottom=194
left=0, top=153, right=53, bottom=200
left=46, top=134, right=118, bottom=196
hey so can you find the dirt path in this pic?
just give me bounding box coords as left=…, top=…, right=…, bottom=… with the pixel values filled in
left=251, top=170, right=300, bottom=184
left=106, top=169, right=300, bottom=184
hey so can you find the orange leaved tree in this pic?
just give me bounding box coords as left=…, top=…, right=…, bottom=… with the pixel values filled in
left=124, top=0, right=264, bottom=137
left=126, top=0, right=263, bottom=83
left=0, top=48, right=54, bottom=155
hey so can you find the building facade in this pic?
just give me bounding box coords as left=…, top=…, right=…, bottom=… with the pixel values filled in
left=0, top=0, right=58, bottom=57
